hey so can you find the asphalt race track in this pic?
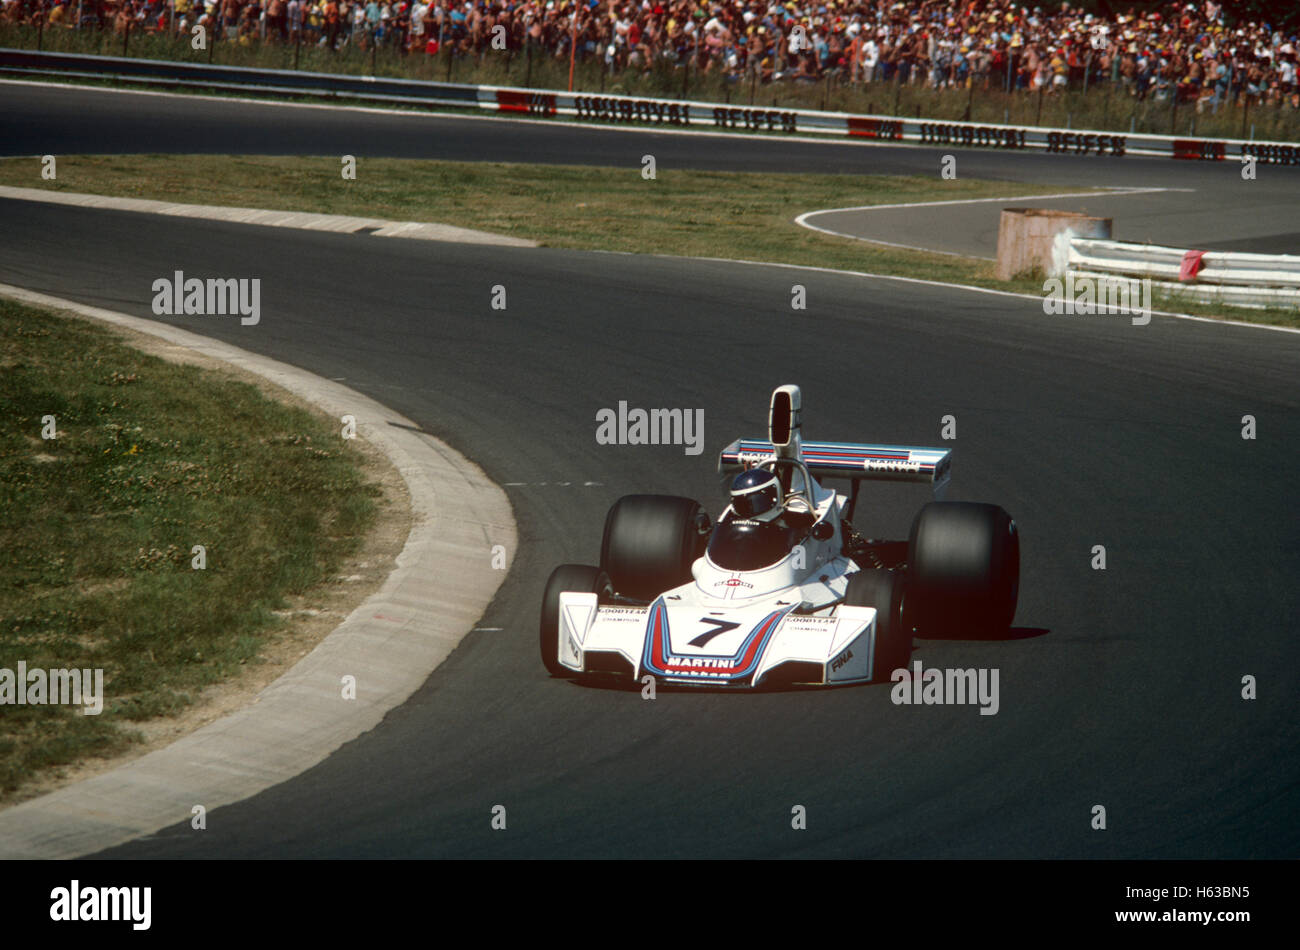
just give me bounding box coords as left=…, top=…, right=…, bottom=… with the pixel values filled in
left=1, top=190, right=1296, bottom=858
left=7, top=80, right=1300, bottom=257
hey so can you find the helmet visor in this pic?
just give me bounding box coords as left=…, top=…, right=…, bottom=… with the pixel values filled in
left=732, top=483, right=780, bottom=519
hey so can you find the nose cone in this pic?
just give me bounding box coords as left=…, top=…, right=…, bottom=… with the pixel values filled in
left=694, top=551, right=804, bottom=602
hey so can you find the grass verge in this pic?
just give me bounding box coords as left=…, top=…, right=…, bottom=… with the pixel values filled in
left=0, top=152, right=1069, bottom=282
left=0, top=297, right=381, bottom=801
left=1, top=153, right=1295, bottom=327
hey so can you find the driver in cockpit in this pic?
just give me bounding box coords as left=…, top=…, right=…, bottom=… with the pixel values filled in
left=727, top=468, right=816, bottom=536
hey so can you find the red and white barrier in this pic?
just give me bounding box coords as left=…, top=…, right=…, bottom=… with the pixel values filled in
left=1068, top=238, right=1300, bottom=309
left=478, top=84, right=1300, bottom=165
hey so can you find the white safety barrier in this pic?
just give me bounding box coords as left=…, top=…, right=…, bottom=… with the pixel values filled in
left=1068, top=239, right=1300, bottom=309
left=481, top=85, right=1300, bottom=164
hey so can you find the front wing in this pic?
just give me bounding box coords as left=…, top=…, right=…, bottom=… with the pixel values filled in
left=557, top=594, right=879, bottom=687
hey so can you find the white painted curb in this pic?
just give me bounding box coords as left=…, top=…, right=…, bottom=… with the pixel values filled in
left=0, top=185, right=538, bottom=247
left=0, top=284, right=517, bottom=858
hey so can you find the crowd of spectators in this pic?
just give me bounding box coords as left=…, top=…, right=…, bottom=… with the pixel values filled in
left=7, top=0, right=1299, bottom=108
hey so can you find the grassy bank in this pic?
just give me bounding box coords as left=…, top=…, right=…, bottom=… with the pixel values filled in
left=4, top=22, right=1297, bottom=143
left=0, top=153, right=1060, bottom=286
left=1, top=153, right=1295, bottom=327
left=0, top=298, right=379, bottom=800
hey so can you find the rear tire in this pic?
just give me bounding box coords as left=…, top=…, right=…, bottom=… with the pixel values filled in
left=539, top=564, right=611, bottom=677
left=599, top=494, right=707, bottom=602
left=843, top=568, right=909, bottom=682
left=907, top=502, right=1019, bottom=635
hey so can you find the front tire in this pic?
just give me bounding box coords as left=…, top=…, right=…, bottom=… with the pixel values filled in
left=907, top=502, right=1019, bottom=635
left=599, top=494, right=707, bottom=601
left=539, top=564, right=611, bottom=677
left=843, top=568, right=909, bottom=682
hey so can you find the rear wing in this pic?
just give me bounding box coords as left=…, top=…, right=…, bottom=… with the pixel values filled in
left=718, top=438, right=952, bottom=493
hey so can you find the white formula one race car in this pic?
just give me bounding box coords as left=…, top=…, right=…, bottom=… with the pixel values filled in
left=540, top=385, right=1019, bottom=688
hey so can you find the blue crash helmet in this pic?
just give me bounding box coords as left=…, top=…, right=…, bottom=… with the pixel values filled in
left=729, top=468, right=783, bottom=522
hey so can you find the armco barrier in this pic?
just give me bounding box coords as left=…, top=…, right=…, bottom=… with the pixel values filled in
left=4, top=47, right=1300, bottom=165
left=0, top=47, right=481, bottom=107
left=1068, top=238, right=1300, bottom=309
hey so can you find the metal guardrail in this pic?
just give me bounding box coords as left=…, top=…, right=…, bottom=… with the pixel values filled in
left=5, top=48, right=1300, bottom=166
left=1068, top=238, right=1300, bottom=309
left=0, top=48, right=480, bottom=106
